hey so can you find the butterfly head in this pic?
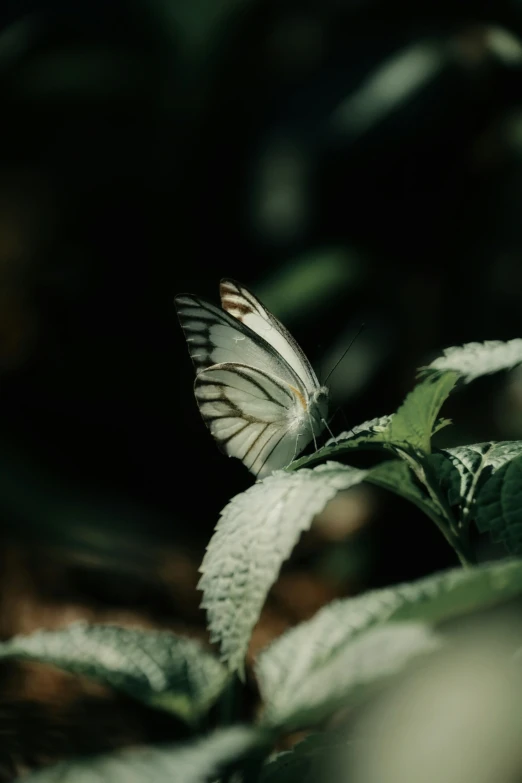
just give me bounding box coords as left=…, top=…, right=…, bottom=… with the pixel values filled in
left=310, top=385, right=329, bottom=424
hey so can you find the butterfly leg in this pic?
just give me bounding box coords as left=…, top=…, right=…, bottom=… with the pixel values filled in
left=292, top=432, right=302, bottom=461
left=329, top=407, right=357, bottom=441
left=306, top=408, right=319, bottom=451
left=321, top=418, right=338, bottom=444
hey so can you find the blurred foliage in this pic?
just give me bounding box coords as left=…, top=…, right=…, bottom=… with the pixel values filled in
left=1, top=0, right=522, bottom=776
left=1, top=0, right=522, bottom=657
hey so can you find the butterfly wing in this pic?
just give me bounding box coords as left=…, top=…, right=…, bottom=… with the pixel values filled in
left=220, top=279, right=321, bottom=392
left=176, top=284, right=328, bottom=477
left=175, top=293, right=304, bottom=390
left=194, top=362, right=314, bottom=478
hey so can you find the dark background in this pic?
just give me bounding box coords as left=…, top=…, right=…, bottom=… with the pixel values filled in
left=1, top=0, right=522, bottom=768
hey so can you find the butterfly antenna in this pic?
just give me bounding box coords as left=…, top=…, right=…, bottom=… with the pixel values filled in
left=329, top=405, right=349, bottom=429
left=323, top=405, right=349, bottom=443
left=323, top=323, right=365, bottom=385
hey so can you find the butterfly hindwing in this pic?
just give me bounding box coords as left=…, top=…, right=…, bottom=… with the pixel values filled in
left=194, top=362, right=312, bottom=478
left=219, top=279, right=320, bottom=392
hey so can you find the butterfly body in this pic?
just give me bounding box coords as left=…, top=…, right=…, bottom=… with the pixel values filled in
left=175, top=279, right=329, bottom=478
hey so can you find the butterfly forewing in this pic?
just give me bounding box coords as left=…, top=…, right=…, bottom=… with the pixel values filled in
left=175, top=294, right=304, bottom=392
left=220, top=279, right=320, bottom=393
left=194, top=362, right=310, bottom=477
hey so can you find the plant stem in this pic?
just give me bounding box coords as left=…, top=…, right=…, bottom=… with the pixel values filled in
left=396, top=448, right=475, bottom=566
left=241, top=745, right=271, bottom=783
left=218, top=673, right=241, bottom=726
left=419, top=504, right=472, bottom=567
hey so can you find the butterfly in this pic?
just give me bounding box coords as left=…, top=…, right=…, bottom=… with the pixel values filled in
left=175, top=279, right=329, bottom=479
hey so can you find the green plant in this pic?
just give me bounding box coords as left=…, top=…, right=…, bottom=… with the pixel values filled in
left=6, top=339, right=522, bottom=781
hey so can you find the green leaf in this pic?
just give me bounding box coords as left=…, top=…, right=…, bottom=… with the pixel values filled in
left=289, top=414, right=451, bottom=472
left=256, top=558, right=522, bottom=730
left=259, top=727, right=352, bottom=783
left=431, top=442, right=522, bottom=523
left=258, top=622, right=440, bottom=731
left=365, top=460, right=463, bottom=556
left=476, top=454, right=522, bottom=553
left=199, top=463, right=369, bottom=675
left=385, top=371, right=459, bottom=452
left=0, top=624, right=228, bottom=723
left=432, top=417, right=453, bottom=436
left=427, top=451, right=463, bottom=507
left=420, top=339, right=522, bottom=383
left=293, top=340, right=522, bottom=475
left=366, top=459, right=437, bottom=513
left=330, top=415, right=394, bottom=442
left=21, top=727, right=262, bottom=783
left=349, top=630, right=522, bottom=783
left=288, top=415, right=394, bottom=471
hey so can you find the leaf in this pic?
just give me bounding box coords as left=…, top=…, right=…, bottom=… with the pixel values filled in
left=365, top=459, right=461, bottom=552
left=258, top=623, right=440, bottom=731
left=259, top=727, right=352, bottom=783
left=199, top=463, right=369, bottom=675
left=420, top=339, right=522, bottom=383
left=366, top=459, right=460, bottom=547
left=288, top=415, right=393, bottom=471
left=430, top=442, right=522, bottom=522
left=427, top=451, right=462, bottom=507
left=366, top=459, right=437, bottom=514
left=476, top=454, right=522, bottom=553
left=256, top=558, right=522, bottom=730
left=293, top=340, right=522, bottom=474
left=329, top=415, right=394, bottom=444
left=291, top=373, right=458, bottom=471
left=21, top=726, right=262, bottom=783
left=385, top=371, right=459, bottom=452
left=351, top=631, right=522, bottom=783
left=289, top=415, right=451, bottom=472
left=0, top=624, right=228, bottom=723
left=432, top=417, right=453, bottom=436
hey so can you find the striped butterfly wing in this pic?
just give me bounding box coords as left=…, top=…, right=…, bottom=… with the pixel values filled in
left=175, top=282, right=328, bottom=477
left=175, top=294, right=303, bottom=389
left=220, top=279, right=321, bottom=394
left=194, top=362, right=313, bottom=478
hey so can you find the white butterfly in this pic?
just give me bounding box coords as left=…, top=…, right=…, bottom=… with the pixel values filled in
left=175, top=279, right=329, bottom=479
